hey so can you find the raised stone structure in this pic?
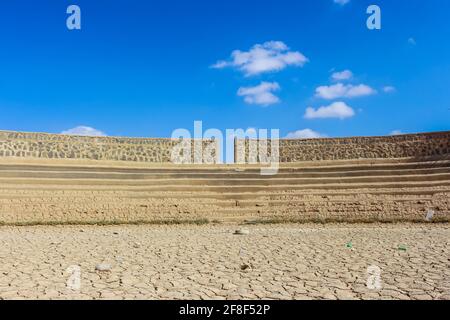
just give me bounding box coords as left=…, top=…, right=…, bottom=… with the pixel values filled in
left=0, top=130, right=449, bottom=163
left=0, top=130, right=214, bottom=163
left=236, top=131, right=450, bottom=163
left=0, top=130, right=448, bottom=225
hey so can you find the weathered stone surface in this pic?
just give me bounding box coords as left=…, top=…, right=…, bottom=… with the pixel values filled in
left=237, top=131, right=450, bottom=162
left=0, top=158, right=448, bottom=224
left=0, top=130, right=216, bottom=163
left=0, top=130, right=449, bottom=225
left=0, top=130, right=448, bottom=163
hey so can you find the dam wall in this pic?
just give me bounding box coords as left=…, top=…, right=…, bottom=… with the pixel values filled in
left=0, top=130, right=448, bottom=164
left=236, top=131, right=450, bottom=163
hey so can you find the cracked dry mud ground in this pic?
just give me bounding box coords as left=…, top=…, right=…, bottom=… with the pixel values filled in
left=0, top=224, right=449, bottom=300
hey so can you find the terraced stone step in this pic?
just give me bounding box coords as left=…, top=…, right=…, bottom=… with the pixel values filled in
left=0, top=173, right=449, bottom=187
left=1, top=186, right=448, bottom=198
left=1, top=189, right=443, bottom=200
left=1, top=196, right=444, bottom=209
left=0, top=166, right=449, bottom=180
left=1, top=157, right=449, bottom=224
left=0, top=160, right=448, bottom=175
left=0, top=180, right=449, bottom=192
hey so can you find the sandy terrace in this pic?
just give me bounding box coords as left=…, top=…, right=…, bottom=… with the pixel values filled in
left=0, top=223, right=449, bottom=300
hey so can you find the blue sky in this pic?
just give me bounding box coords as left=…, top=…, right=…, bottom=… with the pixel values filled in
left=0, top=0, right=449, bottom=138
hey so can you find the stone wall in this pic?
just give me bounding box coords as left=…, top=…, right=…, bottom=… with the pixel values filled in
left=0, top=130, right=449, bottom=163
left=0, top=130, right=215, bottom=163
left=236, top=131, right=450, bottom=163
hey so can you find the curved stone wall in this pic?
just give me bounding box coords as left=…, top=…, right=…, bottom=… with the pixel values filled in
left=0, top=130, right=449, bottom=163
left=237, top=131, right=450, bottom=163
left=0, top=130, right=213, bottom=163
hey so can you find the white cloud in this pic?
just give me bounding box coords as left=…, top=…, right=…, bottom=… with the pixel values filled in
left=408, top=37, right=416, bottom=46
left=61, top=126, right=107, bottom=137
left=237, top=82, right=281, bottom=106
left=334, top=0, right=350, bottom=5
left=383, top=86, right=396, bottom=93
left=331, top=70, right=353, bottom=81
left=390, top=130, right=403, bottom=136
left=304, top=101, right=355, bottom=120
left=285, top=129, right=327, bottom=139
left=211, top=41, right=308, bottom=76
left=315, top=83, right=376, bottom=99
left=210, top=60, right=228, bottom=69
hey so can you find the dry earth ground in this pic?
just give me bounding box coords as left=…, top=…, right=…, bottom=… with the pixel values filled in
left=0, top=223, right=449, bottom=300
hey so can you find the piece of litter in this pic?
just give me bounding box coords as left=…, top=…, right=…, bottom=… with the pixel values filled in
left=398, top=245, right=407, bottom=251
left=346, top=242, right=353, bottom=248
left=425, top=210, right=435, bottom=222
left=95, top=263, right=112, bottom=272
left=234, top=229, right=250, bottom=235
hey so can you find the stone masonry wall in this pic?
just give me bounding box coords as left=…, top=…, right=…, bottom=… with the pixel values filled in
left=0, top=131, right=215, bottom=163
left=0, top=130, right=449, bottom=163
left=236, top=131, right=450, bottom=163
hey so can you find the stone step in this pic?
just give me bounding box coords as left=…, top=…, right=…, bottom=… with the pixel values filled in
left=0, top=160, right=448, bottom=174
left=1, top=196, right=444, bottom=207
left=0, top=179, right=449, bottom=192
left=0, top=172, right=449, bottom=187
left=0, top=187, right=448, bottom=200
left=0, top=166, right=448, bottom=180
